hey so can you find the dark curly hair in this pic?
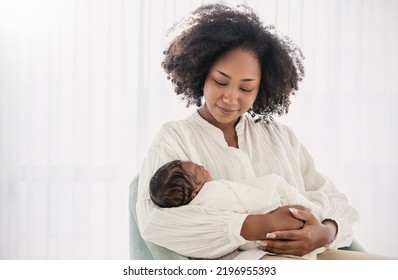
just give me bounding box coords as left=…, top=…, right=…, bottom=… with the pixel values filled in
left=149, top=160, right=196, bottom=208
left=162, top=3, right=304, bottom=120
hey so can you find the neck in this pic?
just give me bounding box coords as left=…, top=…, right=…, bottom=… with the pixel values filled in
left=197, top=106, right=239, bottom=148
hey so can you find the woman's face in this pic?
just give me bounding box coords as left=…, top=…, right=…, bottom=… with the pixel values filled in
left=199, top=48, right=261, bottom=128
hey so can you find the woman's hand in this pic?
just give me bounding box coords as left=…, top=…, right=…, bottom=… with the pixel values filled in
left=258, top=208, right=337, bottom=256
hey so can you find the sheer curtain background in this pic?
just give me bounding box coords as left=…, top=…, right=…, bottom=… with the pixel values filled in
left=0, top=0, right=397, bottom=259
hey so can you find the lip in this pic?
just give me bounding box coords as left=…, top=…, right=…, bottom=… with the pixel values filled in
left=216, top=105, right=238, bottom=116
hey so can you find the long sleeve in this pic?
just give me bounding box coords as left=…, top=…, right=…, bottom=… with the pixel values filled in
left=277, top=124, right=360, bottom=248
left=244, top=120, right=359, bottom=249
left=297, top=144, right=359, bottom=248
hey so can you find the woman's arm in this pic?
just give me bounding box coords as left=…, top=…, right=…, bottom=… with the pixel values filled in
left=259, top=125, right=359, bottom=255
left=298, top=143, right=359, bottom=248
left=252, top=122, right=359, bottom=256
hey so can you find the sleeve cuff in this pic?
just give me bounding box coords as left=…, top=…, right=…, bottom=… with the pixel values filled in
left=228, top=213, right=250, bottom=246
left=323, top=218, right=339, bottom=248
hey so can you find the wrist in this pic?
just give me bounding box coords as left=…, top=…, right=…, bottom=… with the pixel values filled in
left=322, top=218, right=338, bottom=247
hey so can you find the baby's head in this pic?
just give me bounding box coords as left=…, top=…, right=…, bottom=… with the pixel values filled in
left=149, top=160, right=213, bottom=208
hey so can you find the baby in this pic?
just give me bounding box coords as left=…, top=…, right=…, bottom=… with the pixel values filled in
left=149, top=160, right=330, bottom=259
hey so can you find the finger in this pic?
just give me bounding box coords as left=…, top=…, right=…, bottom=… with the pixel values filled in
left=288, top=208, right=316, bottom=223
left=264, top=229, right=300, bottom=241
left=259, top=246, right=303, bottom=256
left=289, top=205, right=312, bottom=212
left=259, top=240, right=301, bottom=255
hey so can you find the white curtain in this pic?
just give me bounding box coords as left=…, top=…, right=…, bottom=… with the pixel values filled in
left=0, top=0, right=397, bottom=259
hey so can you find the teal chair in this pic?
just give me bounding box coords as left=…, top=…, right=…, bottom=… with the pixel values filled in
left=129, top=174, right=365, bottom=259
left=341, top=238, right=366, bottom=252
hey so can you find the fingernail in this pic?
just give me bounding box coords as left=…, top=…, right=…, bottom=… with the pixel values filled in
left=266, top=233, right=276, bottom=239
left=260, top=241, right=268, bottom=246
left=289, top=208, right=298, bottom=214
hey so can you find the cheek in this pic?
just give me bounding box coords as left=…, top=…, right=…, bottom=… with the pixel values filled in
left=203, top=85, right=219, bottom=102
left=203, top=78, right=211, bottom=95
left=250, top=89, right=260, bottom=103
left=243, top=93, right=258, bottom=108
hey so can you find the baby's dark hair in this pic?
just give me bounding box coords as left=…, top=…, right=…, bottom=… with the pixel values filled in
left=162, top=3, right=304, bottom=121
left=149, top=160, right=196, bottom=208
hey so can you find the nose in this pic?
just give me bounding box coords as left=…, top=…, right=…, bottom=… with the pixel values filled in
left=222, top=87, right=238, bottom=105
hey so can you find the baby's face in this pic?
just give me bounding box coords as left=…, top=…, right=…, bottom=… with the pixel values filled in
left=181, top=161, right=213, bottom=199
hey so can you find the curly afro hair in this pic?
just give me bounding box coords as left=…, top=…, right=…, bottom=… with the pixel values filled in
left=162, top=3, right=305, bottom=121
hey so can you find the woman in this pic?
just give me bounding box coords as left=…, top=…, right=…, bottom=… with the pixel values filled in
left=136, top=3, right=359, bottom=259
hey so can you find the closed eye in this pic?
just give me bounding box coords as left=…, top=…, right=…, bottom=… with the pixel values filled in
left=240, top=88, right=252, bottom=92
left=214, top=79, right=227, bottom=86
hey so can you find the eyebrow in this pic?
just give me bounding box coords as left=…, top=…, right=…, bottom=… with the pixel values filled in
left=216, top=70, right=257, bottom=82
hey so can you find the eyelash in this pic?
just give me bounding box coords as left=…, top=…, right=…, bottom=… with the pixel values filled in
left=214, top=80, right=252, bottom=92
left=240, top=88, right=252, bottom=92
left=214, top=80, right=227, bottom=86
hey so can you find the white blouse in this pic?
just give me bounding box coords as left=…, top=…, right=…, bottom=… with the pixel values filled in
left=136, top=110, right=359, bottom=259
